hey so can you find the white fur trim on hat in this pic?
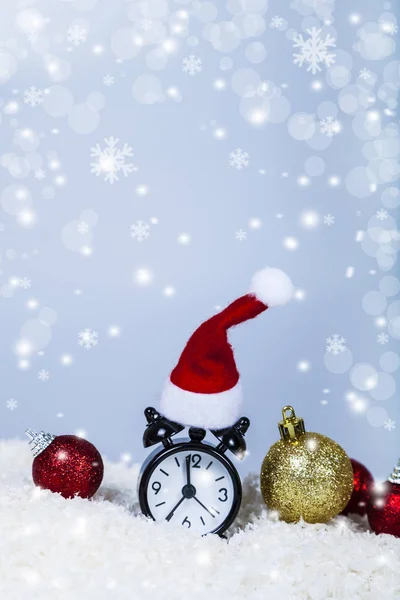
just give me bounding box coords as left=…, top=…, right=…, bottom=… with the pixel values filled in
left=249, top=267, right=294, bottom=307
left=160, top=379, right=242, bottom=429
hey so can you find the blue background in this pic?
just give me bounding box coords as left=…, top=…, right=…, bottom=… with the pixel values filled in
left=0, top=0, right=399, bottom=481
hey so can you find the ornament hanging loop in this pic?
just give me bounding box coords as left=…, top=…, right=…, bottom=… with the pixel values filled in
left=278, top=405, right=306, bottom=441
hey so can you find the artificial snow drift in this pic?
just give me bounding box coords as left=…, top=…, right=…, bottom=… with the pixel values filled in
left=1, top=440, right=399, bottom=600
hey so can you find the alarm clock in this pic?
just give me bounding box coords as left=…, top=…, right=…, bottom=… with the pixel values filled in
left=138, top=407, right=250, bottom=536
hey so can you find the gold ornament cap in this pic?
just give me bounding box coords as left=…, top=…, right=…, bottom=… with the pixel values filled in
left=278, top=406, right=306, bottom=441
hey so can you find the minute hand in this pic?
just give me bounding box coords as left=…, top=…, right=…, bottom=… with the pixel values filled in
left=193, top=496, right=215, bottom=518
left=185, top=454, right=191, bottom=485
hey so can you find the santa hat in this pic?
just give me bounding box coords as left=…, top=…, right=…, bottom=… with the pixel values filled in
left=160, top=267, right=294, bottom=429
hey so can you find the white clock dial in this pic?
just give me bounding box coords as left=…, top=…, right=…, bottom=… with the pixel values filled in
left=145, top=448, right=237, bottom=534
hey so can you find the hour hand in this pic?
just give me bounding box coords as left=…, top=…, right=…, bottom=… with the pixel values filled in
left=165, top=496, right=185, bottom=522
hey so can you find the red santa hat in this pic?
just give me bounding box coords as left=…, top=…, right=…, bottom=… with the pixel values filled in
left=160, top=267, right=294, bottom=429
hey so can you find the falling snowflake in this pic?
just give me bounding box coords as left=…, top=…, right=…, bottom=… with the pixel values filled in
left=23, top=86, right=45, bottom=107
left=376, top=208, right=388, bottom=220
left=78, top=328, right=98, bottom=350
left=130, top=221, right=150, bottom=242
left=270, top=16, right=285, bottom=29
left=236, top=229, right=247, bottom=241
left=27, top=32, right=38, bottom=44
left=323, top=214, right=335, bottom=226
left=38, top=369, right=50, bottom=382
left=90, top=137, right=135, bottom=184
left=140, top=19, right=153, bottom=31
left=182, top=54, right=202, bottom=76
left=77, top=221, right=89, bottom=234
left=320, top=116, right=342, bottom=137
left=229, top=148, right=250, bottom=170
left=377, top=332, right=389, bottom=345
left=257, top=81, right=270, bottom=97
left=34, top=168, right=46, bottom=180
left=326, top=334, right=346, bottom=355
left=19, top=277, right=32, bottom=290
left=67, top=25, right=88, bottom=46
left=103, top=74, right=114, bottom=86
left=293, top=27, right=336, bottom=75
left=80, top=245, right=93, bottom=256
left=359, top=68, right=372, bottom=80
left=384, top=418, right=396, bottom=431
left=6, top=398, right=18, bottom=410
left=380, top=22, right=398, bottom=35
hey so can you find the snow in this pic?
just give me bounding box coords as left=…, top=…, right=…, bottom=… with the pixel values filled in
left=130, top=221, right=150, bottom=242
left=90, top=137, right=135, bottom=184
left=326, top=334, right=346, bottom=355
left=67, top=25, right=87, bottom=46
left=229, top=148, right=250, bottom=170
left=293, top=27, right=336, bottom=75
left=23, top=86, right=45, bottom=107
left=320, top=116, right=342, bottom=137
left=2, top=440, right=399, bottom=599
left=182, top=54, right=202, bottom=76
left=78, top=328, right=98, bottom=350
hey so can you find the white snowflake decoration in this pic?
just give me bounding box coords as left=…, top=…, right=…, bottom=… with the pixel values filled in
left=23, top=86, right=45, bottom=107
left=78, top=328, right=98, bottom=350
left=38, top=369, right=50, bottom=382
left=376, top=209, right=388, bottom=220
left=257, top=81, right=270, bottom=97
left=27, top=32, right=38, bottom=44
left=323, top=214, right=335, bottom=226
left=19, top=278, right=31, bottom=290
left=384, top=418, right=396, bottom=431
left=380, top=22, right=398, bottom=35
left=359, top=68, right=372, bottom=81
left=6, top=399, right=18, bottom=410
left=90, top=137, right=135, bottom=184
left=182, top=55, right=202, bottom=76
left=320, top=116, right=342, bottom=137
left=326, top=334, right=346, bottom=355
left=67, top=25, right=88, bottom=46
left=377, top=332, right=389, bottom=345
left=229, top=148, right=250, bottom=170
left=293, top=27, right=336, bottom=75
left=103, top=75, right=114, bottom=86
left=130, top=221, right=150, bottom=242
left=140, top=19, right=153, bottom=31
left=270, top=16, right=285, bottom=29
left=34, top=169, right=46, bottom=180
left=235, top=229, right=247, bottom=241
left=77, top=221, right=89, bottom=234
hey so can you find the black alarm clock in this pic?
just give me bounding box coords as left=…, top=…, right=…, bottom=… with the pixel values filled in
left=138, top=407, right=250, bottom=536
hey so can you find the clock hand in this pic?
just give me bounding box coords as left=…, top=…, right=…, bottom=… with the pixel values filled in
left=185, top=454, right=191, bottom=486
left=165, top=496, right=185, bottom=522
left=193, top=496, right=215, bottom=518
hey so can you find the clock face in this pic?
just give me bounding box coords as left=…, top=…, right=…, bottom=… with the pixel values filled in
left=140, top=443, right=241, bottom=535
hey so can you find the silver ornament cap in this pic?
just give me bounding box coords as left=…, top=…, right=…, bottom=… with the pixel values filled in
left=26, top=429, right=56, bottom=457
left=388, top=459, right=400, bottom=484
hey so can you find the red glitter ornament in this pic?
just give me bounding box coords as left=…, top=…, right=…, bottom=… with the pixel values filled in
left=26, top=429, right=104, bottom=499
left=368, top=460, right=400, bottom=538
left=341, top=458, right=374, bottom=516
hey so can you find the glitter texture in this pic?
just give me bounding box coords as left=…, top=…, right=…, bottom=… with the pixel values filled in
left=260, top=409, right=353, bottom=524
left=341, top=458, right=374, bottom=516
left=32, top=435, right=104, bottom=499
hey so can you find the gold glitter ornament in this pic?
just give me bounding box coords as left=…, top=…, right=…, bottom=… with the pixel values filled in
left=260, top=406, right=353, bottom=524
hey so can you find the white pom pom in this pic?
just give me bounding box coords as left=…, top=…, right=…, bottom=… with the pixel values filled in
left=249, top=267, right=294, bottom=307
